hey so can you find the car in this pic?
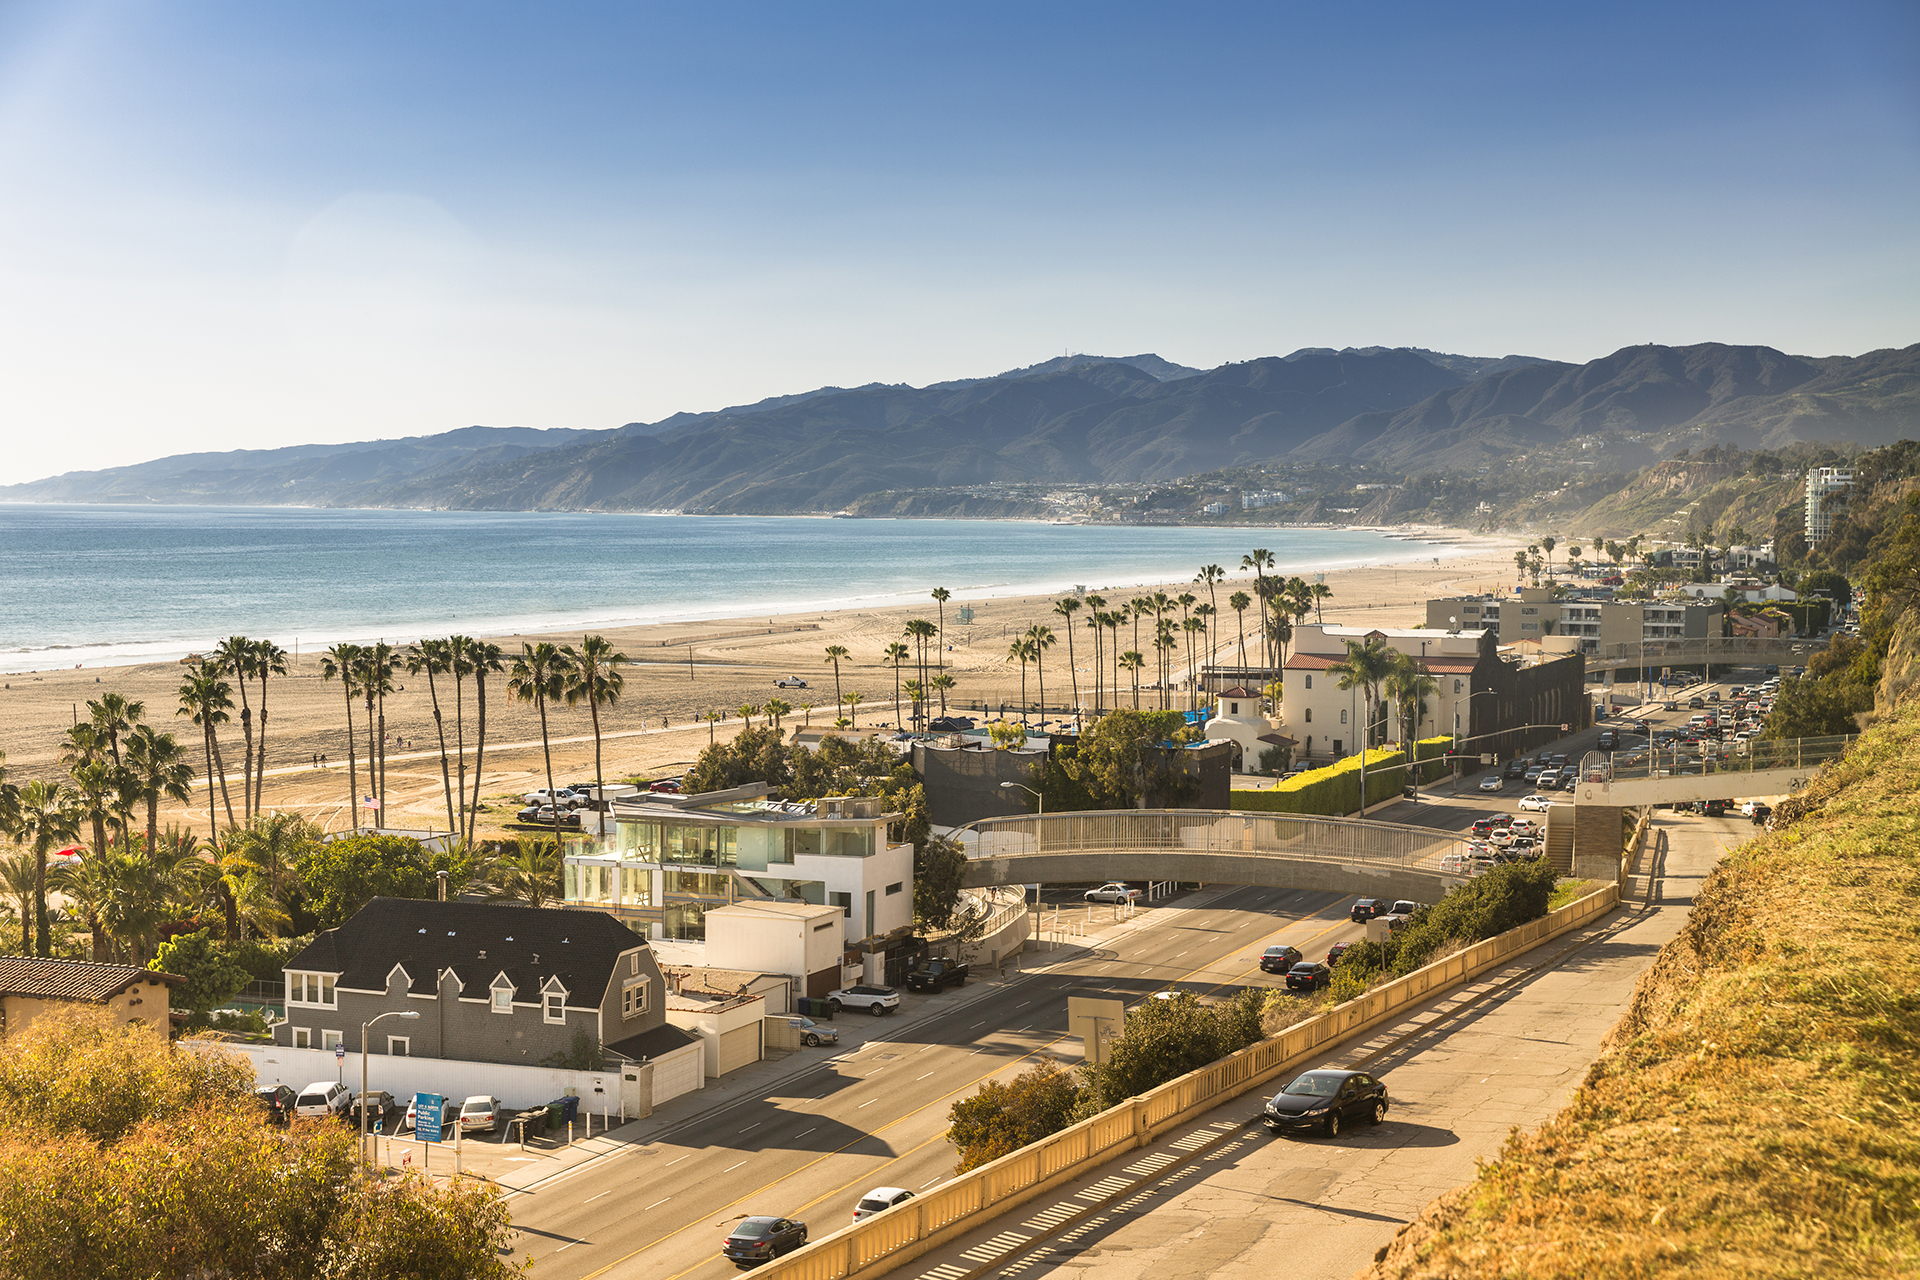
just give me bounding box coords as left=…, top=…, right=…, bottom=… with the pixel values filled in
left=1523, top=765, right=1546, bottom=783
left=905, top=958, right=968, bottom=992
left=1388, top=900, right=1421, bottom=917
left=1536, top=768, right=1562, bottom=788
left=1706, top=691, right=1720, bottom=702
left=1503, top=758, right=1527, bottom=778
left=1488, top=813, right=1513, bottom=827
left=1285, top=962, right=1332, bottom=992
left=1703, top=798, right=1731, bottom=817
left=1663, top=700, right=1680, bottom=712
left=1550, top=754, right=1568, bottom=768
left=852, top=1187, right=915, bottom=1223
left=1284, top=759, right=1315, bottom=776
left=458, top=1095, right=504, bottom=1134
left=1439, top=851, right=1473, bottom=874
left=722, top=1216, right=809, bottom=1267
left=518, top=805, right=581, bottom=827
left=1259, top=945, right=1304, bottom=973
left=1261, top=1069, right=1388, bottom=1137
left=1764, top=664, right=1779, bottom=676
left=1084, top=881, right=1143, bottom=904
left=827, top=984, right=900, bottom=1016
left=648, top=778, right=684, bottom=793
left=1509, top=817, right=1540, bottom=836
left=1487, top=827, right=1515, bottom=847
left=1325, top=942, right=1351, bottom=966
left=1349, top=898, right=1387, bottom=923
left=1517, top=793, right=1553, bottom=812
left=1689, top=697, right=1706, bottom=710
left=1478, top=775, right=1504, bottom=792
left=350, top=1090, right=398, bottom=1128
left=1750, top=802, right=1773, bottom=825
left=789, top=1016, right=838, bottom=1047
left=775, top=677, right=809, bottom=689
left=294, top=1081, right=350, bottom=1120
left=1469, top=819, right=1495, bottom=838
left=254, top=1084, right=297, bottom=1125
left=1596, top=730, right=1616, bottom=752
left=522, top=787, right=586, bottom=808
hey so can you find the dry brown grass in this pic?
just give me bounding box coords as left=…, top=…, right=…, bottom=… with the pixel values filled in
left=1359, top=697, right=1920, bottom=1278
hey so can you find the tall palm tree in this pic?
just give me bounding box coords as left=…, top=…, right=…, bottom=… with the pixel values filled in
left=1540, top=535, right=1557, bottom=582
left=464, top=641, right=506, bottom=846
left=1119, top=651, right=1144, bottom=709
left=1105, top=610, right=1124, bottom=710
left=884, top=642, right=910, bottom=725
left=841, top=690, right=863, bottom=728
left=1310, top=581, right=1332, bottom=623
left=1052, top=597, right=1082, bottom=724
left=448, top=635, right=476, bottom=839
left=248, top=639, right=288, bottom=817
left=1196, top=565, right=1224, bottom=669
left=563, top=635, right=629, bottom=816
left=14, top=780, right=80, bottom=955
left=408, top=639, right=459, bottom=837
left=904, top=620, right=938, bottom=713
left=930, top=673, right=955, bottom=718
left=1182, top=615, right=1206, bottom=711
left=176, top=661, right=237, bottom=835
left=1154, top=627, right=1178, bottom=710
left=0, top=851, right=35, bottom=955
left=87, top=693, right=144, bottom=769
left=1229, top=590, right=1252, bottom=668
left=764, top=698, right=792, bottom=731
left=823, top=645, right=851, bottom=713
left=1027, top=624, right=1056, bottom=723
left=1195, top=602, right=1217, bottom=683
left=1083, top=594, right=1107, bottom=713
left=1384, top=653, right=1439, bottom=750
left=1128, top=597, right=1150, bottom=686
left=70, top=760, right=120, bottom=867
left=1327, top=637, right=1398, bottom=813
left=319, top=643, right=363, bottom=831
left=212, top=637, right=257, bottom=821
left=124, top=726, right=194, bottom=858
left=930, top=587, right=951, bottom=672
left=1005, top=636, right=1034, bottom=723
left=359, top=643, right=400, bottom=813
left=1241, top=549, right=1274, bottom=661
left=508, top=643, right=575, bottom=843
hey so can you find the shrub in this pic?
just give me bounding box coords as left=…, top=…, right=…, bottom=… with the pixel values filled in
left=948, top=1058, right=1082, bottom=1172
left=1230, top=747, right=1405, bottom=815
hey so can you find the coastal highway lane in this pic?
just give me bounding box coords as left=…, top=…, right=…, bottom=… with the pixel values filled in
left=508, top=885, right=1370, bottom=1280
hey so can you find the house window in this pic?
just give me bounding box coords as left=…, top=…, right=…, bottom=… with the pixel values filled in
left=1454, top=679, right=1462, bottom=694
left=622, top=978, right=650, bottom=1020
left=1340, top=709, right=1347, bottom=725
left=544, top=994, right=566, bottom=1024
left=832, top=891, right=853, bottom=918
left=292, top=1027, right=311, bottom=1049
left=1229, top=701, right=1240, bottom=714
left=1304, top=707, right=1312, bottom=723
left=289, top=973, right=336, bottom=1008
left=388, top=1036, right=410, bottom=1056
left=1304, top=674, right=1313, bottom=690
left=886, top=881, right=902, bottom=895
left=321, top=1030, right=342, bottom=1051
left=491, top=987, right=513, bottom=1014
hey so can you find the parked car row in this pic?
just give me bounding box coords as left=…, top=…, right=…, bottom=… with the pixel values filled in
left=265, top=1082, right=508, bottom=1136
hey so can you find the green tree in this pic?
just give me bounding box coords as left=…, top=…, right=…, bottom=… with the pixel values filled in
left=1052, top=597, right=1082, bottom=721
left=13, top=781, right=80, bottom=956
left=318, top=642, right=363, bottom=831
left=1081, top=989, right=1267, bottom=1112
left=295, top=834, right=433, bottom=928
left=246, top=639, right=288, bottom=821
left=947, top=1057, right=1082, bottom=1172
left=211, top=637, right=258, bottom=822
left=150, top=928, right=253, bottom=1020
left=563, top=634, right=629, bottom=800
left=913, top=834, right=968, bottom=931
left=685, top=725, right=793, bottom=794
left=491, top=838, right=562, bottom=909
left=508, top=642, right=575, bottom=842
left=176, top=660, right=237, bottom=836
left=462, top=640, right=507, bottom=846
left=1327, top=637, right=1397, bottom=802
left=1056, top=709, right=1197, bottom=809
left=823, top=644, right=850, bottom=713
left=407, top=638, right=460, bottom=836
left=123, top=726, right=193, bottom=858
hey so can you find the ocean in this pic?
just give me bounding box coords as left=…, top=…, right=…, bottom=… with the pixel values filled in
left=0, top=505, right=1469, bottom=674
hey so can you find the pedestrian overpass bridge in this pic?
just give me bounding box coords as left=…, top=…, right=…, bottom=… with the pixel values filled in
left=954, top=810, right=1475, bottom=905
left=1571, top=733, right=1854, bottom=807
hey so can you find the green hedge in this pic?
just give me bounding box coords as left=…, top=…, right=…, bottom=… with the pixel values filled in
left=1413, top=735, right=1453, bottom=783
left=1231, top=747, right=1405, bottom=815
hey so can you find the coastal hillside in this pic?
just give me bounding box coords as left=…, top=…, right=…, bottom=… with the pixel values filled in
left=5, top=343, right=1918, bottom=516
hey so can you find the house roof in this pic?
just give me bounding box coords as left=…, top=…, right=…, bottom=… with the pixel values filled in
left=0, top=956, right=181, bottom=1003
left=1283, top=653, right=1478, bottom=675
left=1217, top=685, right=1262, bottom=698
left=604, top=1023, right=701, bottom=1063
left=285, top=899, right=646, bottom=1003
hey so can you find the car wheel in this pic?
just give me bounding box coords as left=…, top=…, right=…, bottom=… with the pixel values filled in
left=870, top=1003, right=885, bottom=1016
left=828, top=999, right=843, bottom=1013
left=1325, top=1112, right=1340, bottom=1138
left=802, top=1033, right=819, bottom=1047
left=1370, top=1101, right=1385, bottom=1125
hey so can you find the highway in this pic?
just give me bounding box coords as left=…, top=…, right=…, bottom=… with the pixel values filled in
left=507, top=884, right=1373, bottom=1280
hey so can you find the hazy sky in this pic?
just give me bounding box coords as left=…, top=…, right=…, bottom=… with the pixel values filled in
left=1, top=1, right=1915, bottom=484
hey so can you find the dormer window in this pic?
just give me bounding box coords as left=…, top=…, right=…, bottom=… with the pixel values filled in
left=544, top=994, right=565, bottom=1024
left=489, top=974, right=515, bottom=1014
left=288, top=973, right=336, bottom=1008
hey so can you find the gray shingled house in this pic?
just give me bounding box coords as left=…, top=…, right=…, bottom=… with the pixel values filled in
left=274, top=898, right=692, bottom=1068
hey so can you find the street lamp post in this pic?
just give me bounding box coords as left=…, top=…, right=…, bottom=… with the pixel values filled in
left=1001, top=782, right=1045, bottom=910
left=360, top=1010, right=421, bottom=1164
left=1452, top=688, right=1503, bottom=787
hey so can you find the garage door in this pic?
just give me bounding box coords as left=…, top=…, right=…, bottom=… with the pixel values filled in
left=717, top=1022, right=761, bottom=1076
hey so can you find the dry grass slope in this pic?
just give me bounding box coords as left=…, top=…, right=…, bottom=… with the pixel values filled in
left=1359, top=698, right=1920, bottom=1278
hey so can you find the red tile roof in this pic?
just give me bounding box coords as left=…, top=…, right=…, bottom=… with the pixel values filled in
left=1285, top=653, right=1477, bottom=675
left=0, top=956, right=180, bottom=1003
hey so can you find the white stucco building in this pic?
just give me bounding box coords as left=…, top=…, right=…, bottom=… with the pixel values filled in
left=1277, top=625, right=1489, bottom=762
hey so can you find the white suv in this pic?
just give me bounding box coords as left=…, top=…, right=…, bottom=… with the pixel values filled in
left=828, top=985, right=901, bottom=1016
left=294, top=1080, right=349, bottom=1119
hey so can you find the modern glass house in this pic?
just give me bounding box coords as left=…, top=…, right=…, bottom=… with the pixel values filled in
left=562, top=783, right=915, bottom=946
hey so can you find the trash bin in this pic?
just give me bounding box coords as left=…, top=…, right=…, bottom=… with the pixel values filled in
left=548, top=1096, right=580, bottom=1125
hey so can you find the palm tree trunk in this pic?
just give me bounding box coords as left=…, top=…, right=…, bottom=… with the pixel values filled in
left=469, top=672, right=490, bottom=847
left=537, top=694, right=561, bottom=845
left=210, top=730, right=238, bottom=832
left=366, top=695, right=378, bottom=825
left=233, top=683, right=255, bottom=822
left=203, top=726, right=218, bottom=837
left=376, top=685, right=388, bottom=812
left=426, top=662, right=456, bottom=838
left=589, top=678, right=605, bottom=804
left=1064, top=623, right=1079, bottom=722
left=146, top=795, right=159, bottom=858
left=453, top=663, right=468, bottom=840
left=342, top=686, right=358, bottom=833
left=33, top=849, right=49, bottom=956
left=255, top=671, right=272, bottom=819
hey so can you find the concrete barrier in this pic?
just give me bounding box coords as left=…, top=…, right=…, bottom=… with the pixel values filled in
left=753, top=882, right=1622, bottom=1280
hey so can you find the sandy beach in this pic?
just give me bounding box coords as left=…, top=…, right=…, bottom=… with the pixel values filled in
left=0, top=528, right=1520, bottom=839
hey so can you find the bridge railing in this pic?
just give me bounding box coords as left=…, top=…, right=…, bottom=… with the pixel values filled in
left=1600, top=733, right=1855, bottom=783
left=953, top=809, right=1467, bottom=872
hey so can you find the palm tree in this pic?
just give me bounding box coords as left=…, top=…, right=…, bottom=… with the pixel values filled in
left=930, top=587, right=951, bottom=672
left=319, top=643, right=363, bottom=831
left=1310, top=581, right=1332, bottom=623
left=1327, top=638, right=1398, bottom=813
left=1006, top=636, right=1035, bottom=723
left=1194, top=601, right=1217, bottom=687
left=842, top=690, right=864, bottom=728
left=359, top=643, right=400, bottom=813
left=0, top=851, right=35, bottom=954
left=1027, top=625, right=1056, bottom=724
left=248, top=639, right=288, bottom=817
left=212, top=637, right=257, bottom=821
left=493, top=839, right=562, bottom=909
left=176, top=661, right=237, bottom=835
left=408, top=639, right=458, bottom=836
left=1082, top=594, right=1107, bottom=712
left=904, top=679, right=926, bottom=730
left=87, top=693, right=144, bottom=770
left=464, top=641, right=506, bottom=846
left=1154, top=628, right=1178, bottom=709
left=123, top=727, right=192, bottom=872
left=1182, top=614, right=1207, bottom=711
left=904, top=619, right=938, bottom=710
left=1119, top=650, right=1144, bottom=709
left=931, top=673, right=955, bottom=718
left=764, top=698, right=792, bottom=731
left=1105, top=610, right=1124, bottom=710
left=508, top=642, right=576, bottom=843
left=563, top=634, right=629, bottom=813
left=1514, top=548, right=1530, bottom=582
left=823, top=645, right=851, bottom=713
left=1196, top=564, right=1224, bottom=666
left=1540, top=535, right=1557, bottom=582
left=1241, top=549, right=1273, bottom=663
left=1229, top=590, right=1252, bottom=668
left=447, top=635, right=476, bottom=838
left=224, top=811, right=316, bottom=909
left=736, top=703, right=758, bottom=730
left=1128, top=597, right=1150, bottom=685
left=1052, top=597, right=1082, bottom=724
left=14, top=780, right=80, bottom=955
left=884, top=642, right=910, bottom=725
left=1385, top=654, right=1439, bottom=751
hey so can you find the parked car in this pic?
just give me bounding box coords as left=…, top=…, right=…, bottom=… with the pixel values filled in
left=1478, top=775, right=1504, bottom=793
left=294, top=1081, right=350, bottom=1120
left=1084, top=881, right=1143, bottom=904
left=518, top=805, right=581, bottom=827
left=458, top=1095, right=504, bottom=1134
left=350, top=1090, right=398, bottom=1128
left=1517, top=793, right=1552, bottom=812
left=852, top=1187, right=914, bottom=1223
left=522, top=788, right=585, bottom=808
left=254, top=1084, right=297, bottom=1125
left=648, top=778, right=684, bottom=793
left=1259, top=945, right=1304, bottom=973
left=1509, top=817, right=1541, bottom=836
left=905, top=958, right=968, bottom=992
left=774, top=677, right=809, bottom=689
left=1388, top=900, right=1421, bottom=917
left=827, top=984, right=900, bottom=1016
left=1261, top=1069, right=1388, bottom=1137
left=789, top=1016, right=838, bottom=1048
left=722, top=1216, right=809, bottom=1267
left=1349, top=898, right=1387, bottom=923
left=1469, top=819, right=1495, bottom=838
left=1285, top=961, right=1332, bottom=992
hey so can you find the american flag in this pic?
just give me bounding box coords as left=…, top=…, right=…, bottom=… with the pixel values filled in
left=362, top=795, right=382, bottom=810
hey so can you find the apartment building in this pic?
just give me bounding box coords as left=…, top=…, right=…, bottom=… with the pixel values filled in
left=1804, top=467, right=1854, bottom=544
left=1426, top=589, right=1723, bottom=657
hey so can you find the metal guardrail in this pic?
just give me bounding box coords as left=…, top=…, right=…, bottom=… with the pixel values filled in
left=750, top=882, right=1622, bottom=1280
left=1588, top=734, right=1855, bottom=784
left=952, top=809, right=1467, bottom=874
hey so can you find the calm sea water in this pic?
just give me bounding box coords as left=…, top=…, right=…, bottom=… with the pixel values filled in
left=0, top=505, right=1467, bottom=674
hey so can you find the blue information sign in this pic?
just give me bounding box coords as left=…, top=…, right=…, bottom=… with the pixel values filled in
left=414, top=1092, right=445, bottom=1143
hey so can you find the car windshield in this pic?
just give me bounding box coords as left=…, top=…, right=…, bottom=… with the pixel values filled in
left=732, top=1221, right=774, bottom=1238
left=857, top=1198, right=892, bottom=1212
left=1283, top=1072, right=1343, bottom=1097
left=297, top=1093, right=326, bottom=1106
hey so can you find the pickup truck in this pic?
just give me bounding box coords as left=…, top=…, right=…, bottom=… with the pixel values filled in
left=905, top=959, right=968, bottom=992
left=827, top=984, right=900, bottom=1016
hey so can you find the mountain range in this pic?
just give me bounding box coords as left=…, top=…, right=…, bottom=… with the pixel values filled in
left=8, top=342, right=1917, bottom=514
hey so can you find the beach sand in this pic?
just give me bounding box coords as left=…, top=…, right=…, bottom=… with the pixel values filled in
left=0, top=529, right=1520, bottom=839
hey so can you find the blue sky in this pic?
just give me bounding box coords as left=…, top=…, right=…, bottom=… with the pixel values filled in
left=0, top=1, right=1915, bottom=483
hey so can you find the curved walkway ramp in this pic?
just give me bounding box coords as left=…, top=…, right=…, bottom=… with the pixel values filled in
left=953, top=809, right=1471, bottom=904
left=1574, top=733, right=1855, bottom=807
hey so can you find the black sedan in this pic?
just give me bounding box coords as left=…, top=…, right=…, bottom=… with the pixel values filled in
left=1285, top=961, right=1331, bottom=992
left=254, top=1084, right=296, bottom=1125
left=722, top=1217, right=808, bottom=1267
left=1259, top=945, right=1304, bottom=973
left=1261, top=1069, right=1389, bottom=1137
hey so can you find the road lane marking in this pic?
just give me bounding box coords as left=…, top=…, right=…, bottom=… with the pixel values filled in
left=859, top=1099, right=878, bottom=1108
left=794, top=1127, right=816, bottom=1138
left=724, top=1160, right=747, bottom=1172
left=921, top=1177, right=943, bottom=1189
left=584, top=1189, right=611, bottom=1203
left=917, top=1072, right=936, bottom=1081
left=738, top=1123, right=760, bottom=1133
left=645, top=1197, right=671, bottom=1210
left=666, top=1154, right=691, bottom=1166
